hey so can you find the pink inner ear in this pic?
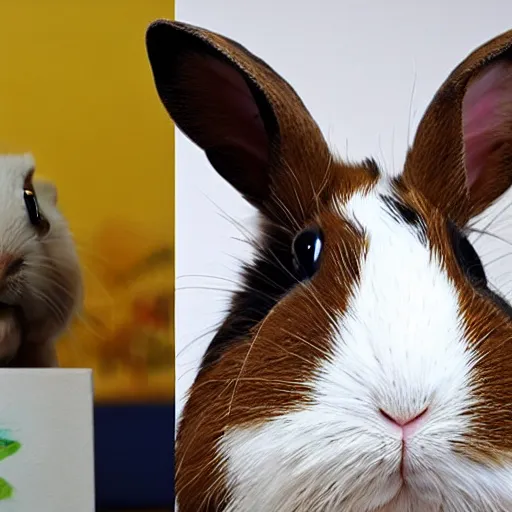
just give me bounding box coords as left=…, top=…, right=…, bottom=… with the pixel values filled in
left=462, top=61, right=512, bottom=187
left=188, top=53, right=268, bottom=163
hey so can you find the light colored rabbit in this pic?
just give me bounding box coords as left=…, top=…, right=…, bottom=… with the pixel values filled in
left=0, top=154, right=82, bottom=367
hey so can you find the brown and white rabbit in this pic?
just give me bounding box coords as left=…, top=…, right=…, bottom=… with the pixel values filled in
left=147, top=19, right=512, bottom=512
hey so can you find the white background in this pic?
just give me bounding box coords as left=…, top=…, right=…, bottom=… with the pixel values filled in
left=175, top=0, right=512, bottom=423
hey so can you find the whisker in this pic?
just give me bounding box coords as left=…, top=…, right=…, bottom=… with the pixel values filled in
left=467, top=227, right=512, bottom=247
left=176, top=285, right=236, bottom=294
left=471, top=199, right=512, bottom=244
left=176, top=325, right=221, bottom=360
left=226, top=307, right=277, bottom=417
left=482, top=251, right=512, bottom=269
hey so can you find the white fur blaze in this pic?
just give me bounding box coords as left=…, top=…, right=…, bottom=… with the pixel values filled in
left=218, top=181, right=512, bottom=512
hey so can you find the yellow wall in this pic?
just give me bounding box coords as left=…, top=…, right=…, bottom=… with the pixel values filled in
left=0, top=2, right=175, bottom=402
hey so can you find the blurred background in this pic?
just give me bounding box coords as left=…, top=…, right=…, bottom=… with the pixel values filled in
left=0, top=1, right=174, bottom=510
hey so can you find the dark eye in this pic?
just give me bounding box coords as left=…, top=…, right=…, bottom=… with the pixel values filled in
left=24, top=189, right=49, bottom=234
left=448, top=221, right=486, bottom=286
left=292, top=227, right=324, bottom=280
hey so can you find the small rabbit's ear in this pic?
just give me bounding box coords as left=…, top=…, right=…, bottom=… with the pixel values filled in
left=403, top=29, right=512, bottom=226
left=34, top=180, right=57, bottom=205
left=146, top=20, right=332, bottom=224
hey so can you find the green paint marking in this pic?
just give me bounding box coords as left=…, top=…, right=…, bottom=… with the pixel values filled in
left=0, top=439, right=21, bottom=462
left=0, top=478, right=13, bottom=500
left=0, top=435, right=22, bottom=500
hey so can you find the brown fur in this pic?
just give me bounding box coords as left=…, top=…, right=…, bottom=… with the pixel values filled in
left=403, top=30, right=512, bottom=225
left=175, top=185, right=375, bottom=510
left=146, top=20, right=512, bottom=511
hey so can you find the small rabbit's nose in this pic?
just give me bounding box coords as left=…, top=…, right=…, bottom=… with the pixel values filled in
left=379, top=407, right=429, bottom=437
left=0, top=255, right=24, bottom=279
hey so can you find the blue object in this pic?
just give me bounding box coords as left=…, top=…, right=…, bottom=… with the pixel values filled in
left=94, top=403, right=174, bottom=509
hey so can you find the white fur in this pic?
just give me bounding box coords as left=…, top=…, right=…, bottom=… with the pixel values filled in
left=219, top=179, right=512, bottom=511
left=0, top=154, right=82, bottom=363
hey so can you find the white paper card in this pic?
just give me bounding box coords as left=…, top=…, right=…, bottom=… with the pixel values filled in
left=0, top=369, right=94, bottom=512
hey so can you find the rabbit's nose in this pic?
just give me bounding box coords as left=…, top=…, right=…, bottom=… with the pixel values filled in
left=378, top=407, right=429, bottom=438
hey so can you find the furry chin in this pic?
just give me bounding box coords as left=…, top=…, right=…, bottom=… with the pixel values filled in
left=223, top=478, right=443, bottom=512
left=375, top=490, right=441, bottom=512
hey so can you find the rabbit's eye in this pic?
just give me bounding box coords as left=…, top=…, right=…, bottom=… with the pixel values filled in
left=23, top=189, right=50, bottom=235
left=292, top=227, right=324, bottom=280
left=448, top=221, right=486, bottom=286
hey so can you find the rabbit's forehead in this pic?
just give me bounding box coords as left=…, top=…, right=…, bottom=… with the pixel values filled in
left=331, top=178, right=427, bottom=243
left=0, top=154, right=35, bottom=182
left=327, top=182, right=471, bottom=409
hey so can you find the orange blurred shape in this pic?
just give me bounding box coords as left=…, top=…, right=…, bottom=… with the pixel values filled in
left=92, top=220, right=162, bottom=283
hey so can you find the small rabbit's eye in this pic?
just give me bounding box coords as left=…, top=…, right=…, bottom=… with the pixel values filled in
left=292, top=227, right=324, bottom=280
left=23, top=189, right=49, bottom=235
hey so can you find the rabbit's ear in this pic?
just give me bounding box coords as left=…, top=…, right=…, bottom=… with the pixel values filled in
left=146, top=20, right=333, bottom=224
left=34, top=180, right=57, bottom=205
left=403, top=29, right=512, bottom=226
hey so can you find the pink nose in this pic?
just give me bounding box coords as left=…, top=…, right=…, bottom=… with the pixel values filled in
left=379, top=407, right=428, bottom=437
